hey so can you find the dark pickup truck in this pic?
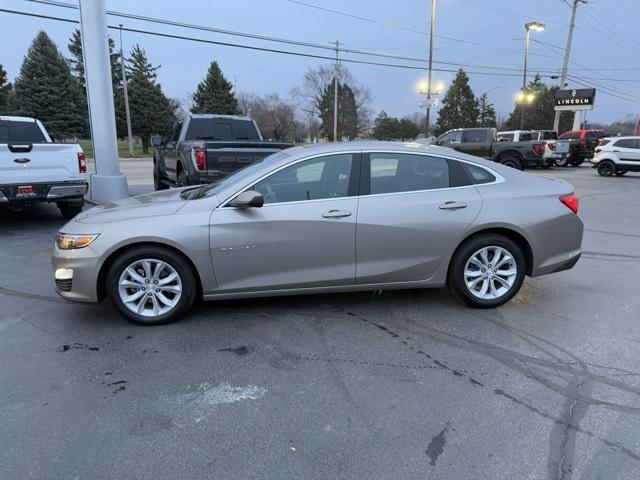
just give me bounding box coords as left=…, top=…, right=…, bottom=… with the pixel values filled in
left=152, top=114, right=292, bottom=189
left=431, top=127, right=545, bottom=170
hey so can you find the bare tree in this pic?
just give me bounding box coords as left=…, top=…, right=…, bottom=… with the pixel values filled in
left=238, top=92, right=299, bottom=141
left=291, top=64, right=373, bottom=137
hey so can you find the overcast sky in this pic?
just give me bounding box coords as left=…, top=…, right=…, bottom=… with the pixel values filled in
left=1, top=0, right=639, bottom=124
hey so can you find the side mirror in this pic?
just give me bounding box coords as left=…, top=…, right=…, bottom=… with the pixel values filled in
left=151, top=136, right=163, bottom=147
left=229, top=190, right=264, bottom=208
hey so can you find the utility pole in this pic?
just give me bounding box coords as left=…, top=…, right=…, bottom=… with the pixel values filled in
left=333, top=40, right=339, bottom=142
left=520, top=27, right=530, bottom=130
left=79, top=0, right=128, bottom=201
left=553, top=0, right=585, bottom=132
left=425, top=0, right=436, bottom=136
left=118, top=25, right=134, bottom=158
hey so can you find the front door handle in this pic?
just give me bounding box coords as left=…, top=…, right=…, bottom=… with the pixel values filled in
left=322, top=209, right=352, bottom=218
left=439, top=201, right=467, bottom=210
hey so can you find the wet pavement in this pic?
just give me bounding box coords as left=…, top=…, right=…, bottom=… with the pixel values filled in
left=1, top=164, right=639, bottom=479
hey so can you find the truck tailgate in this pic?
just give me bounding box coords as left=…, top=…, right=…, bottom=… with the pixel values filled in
left=0, top=144, right=82, bottom=184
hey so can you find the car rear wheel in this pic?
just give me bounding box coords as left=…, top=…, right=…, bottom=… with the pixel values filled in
left=615, top=170, right=627, bottom=176
left=177, top=169, right=189, bottom=187
left=449, top=234, right=525, bottom=308
left=499, top=155, right=523, bottom=170
left=107, top=246, right=197, bottom=325
left=597, top=161, right=615, bottom=177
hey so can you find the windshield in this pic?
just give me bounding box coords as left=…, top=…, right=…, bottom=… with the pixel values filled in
left=182, top=149, right=292, bottom=200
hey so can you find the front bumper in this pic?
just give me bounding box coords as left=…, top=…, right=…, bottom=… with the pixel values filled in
left=52, top=242, right=101, bottom=303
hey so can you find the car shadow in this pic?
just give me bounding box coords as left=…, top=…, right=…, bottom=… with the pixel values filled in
left=0, top=202, right=70, bottom=230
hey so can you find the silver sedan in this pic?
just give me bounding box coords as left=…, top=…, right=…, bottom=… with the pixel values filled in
left=52, top=141, right=583, bottom=325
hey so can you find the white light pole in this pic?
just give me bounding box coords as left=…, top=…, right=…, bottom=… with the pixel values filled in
left=520, top=21, right=544, bottom=130
left=78, top=0, right=128, bottom=201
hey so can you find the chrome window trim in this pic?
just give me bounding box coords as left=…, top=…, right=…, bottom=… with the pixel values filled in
left=217, top=149, right=504, bottom=209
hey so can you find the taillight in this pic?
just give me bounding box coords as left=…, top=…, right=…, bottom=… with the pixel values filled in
left=548, top=142, right=556, bottom=151
left=560, top=194, right=579, bottom=214
left=532, top=143, right=545, bottom=156
left=193, top=147, right=207, bottom=171
left=580, top=140, right=587, bottom=149
left=77, top=152, right=86, bottom=173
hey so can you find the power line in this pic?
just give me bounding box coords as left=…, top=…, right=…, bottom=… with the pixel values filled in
left=0, top=7, right=543, bottom=78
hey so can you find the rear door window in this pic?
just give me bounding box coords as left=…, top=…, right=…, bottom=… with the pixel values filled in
left=498, top=133, right=514, bottom=142
left=186, top=118, right=260, bottom=141
left=518, top=133, right=533, bottom=141
left=369, top=153, right=449, bottom=194
left=461, top=129, right=487, bottom=143
left=614, top=139, right=635, bottom=149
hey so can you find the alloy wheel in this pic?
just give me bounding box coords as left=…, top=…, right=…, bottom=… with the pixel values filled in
left=463, top=246, right=517, bottom=300
left=118, top=258, right=183, bottom=318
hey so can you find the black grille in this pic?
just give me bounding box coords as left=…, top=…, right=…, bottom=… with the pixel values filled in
left=55, top=278, right=73, bottom=292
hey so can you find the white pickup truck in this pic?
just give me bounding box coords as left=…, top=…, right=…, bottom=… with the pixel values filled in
left=0, top=116, right=88, bottom=218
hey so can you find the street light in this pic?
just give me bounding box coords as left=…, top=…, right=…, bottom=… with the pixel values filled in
left=520, top=21, right=545, bottom=129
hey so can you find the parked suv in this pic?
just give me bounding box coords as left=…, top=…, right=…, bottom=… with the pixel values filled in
left=558, top=129, right=605, bottom=166
left=591, top=136, right=640, bottom=176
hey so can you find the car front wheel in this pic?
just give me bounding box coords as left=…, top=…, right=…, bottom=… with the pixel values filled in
left=449, top=234, right=525, bottom=308
left=107, top=246, right=197, bottom=325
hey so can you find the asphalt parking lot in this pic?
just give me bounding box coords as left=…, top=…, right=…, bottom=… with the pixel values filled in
left=1, top=161, right=640, bottom=480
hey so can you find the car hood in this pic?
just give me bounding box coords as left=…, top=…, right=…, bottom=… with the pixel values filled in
left=75, top=188, right=189, bottom=224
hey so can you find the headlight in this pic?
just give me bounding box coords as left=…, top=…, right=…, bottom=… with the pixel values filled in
left=56, top=233, right=100, bottom=250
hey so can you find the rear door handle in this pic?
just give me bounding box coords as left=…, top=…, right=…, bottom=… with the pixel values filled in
left=322, top=209, right=352, bottom=218
left=439, top=201, right=467, bottom=210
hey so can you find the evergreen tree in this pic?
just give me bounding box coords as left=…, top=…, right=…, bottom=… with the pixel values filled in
left=435, top=69, right=479, bottom=135
left=477, top=93, right=497, bottom=127
left=191, top=61, right=239, bottom=114
left=126, top=46, right=175, bottom=153
left=502, top=75, right=572, bottom=132
left=127, top=44, right=159, bottom=82
left=0, top=64, right=12, bottom=115
left=398, top=118, right=420, bottom=140
left=10, top=31, right=84, bottom=139
left=372, top=111, right=419, bottom=140
left=318, top=78, right=359, bottom=140
left=68, top=29, right=126, bottom=137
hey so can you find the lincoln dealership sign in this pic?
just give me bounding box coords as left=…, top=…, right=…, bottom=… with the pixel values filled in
left=554, top=88, right=596, bottom=111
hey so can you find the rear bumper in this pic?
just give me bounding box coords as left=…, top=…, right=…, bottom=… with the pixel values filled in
left=0, top=181, right=87, bottom=204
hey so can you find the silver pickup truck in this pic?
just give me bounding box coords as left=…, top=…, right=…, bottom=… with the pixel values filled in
left=0, top=116, right=88, bottom=218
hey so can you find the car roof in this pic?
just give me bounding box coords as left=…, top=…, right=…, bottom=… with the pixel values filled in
left=187, top=114, right=253, bottom=121
left=0, top=116, right=37, bottom=122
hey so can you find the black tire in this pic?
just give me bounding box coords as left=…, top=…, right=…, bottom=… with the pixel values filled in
left=615, top=170, right=627, bottom=176
left=177, top=166, right=189, bottom=187
left=58, top=198, right=84, bottom=219
left=597, top=161, right=615, bottom=177
left=570, top=158, right=584, bottom=167
left=153, top=160, right=169, bottom=191
left=106, top=246, right=197, bottom=325
left=498, top=155, right=523, bottom=170
left=448, top=234, right=526, bottom=308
